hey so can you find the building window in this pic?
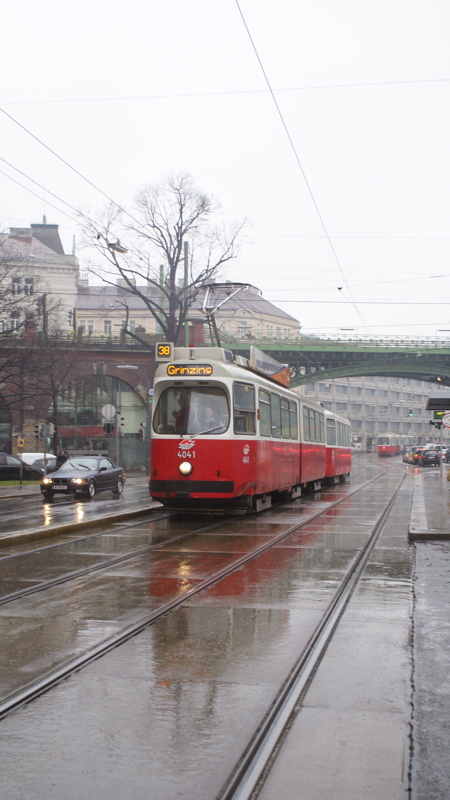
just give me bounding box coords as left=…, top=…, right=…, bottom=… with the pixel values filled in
left=10, top=311, right=20, bottom=330
left=336, top=385, right=347, bottom=394
left=87, top=320, right=94, bottom=334
left=104, top=320, right=112, bottom=336
left=24, top=278, right=34, bottom=296
left=336, top=402, right=348, bottom=412
left=11, top=277, right=21, bottom=295
left=319, top=383, right=331, bottom=393
left=350, top=404, right=361, bottom=413
left=365, top=388, right=375, bottom=397
left=350, top=386, right=362, bottom=395
left=378, top=390, right=388, bottom=398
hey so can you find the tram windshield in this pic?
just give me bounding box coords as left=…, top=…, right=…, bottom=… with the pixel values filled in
left=153, top=387, right=230, bottom=435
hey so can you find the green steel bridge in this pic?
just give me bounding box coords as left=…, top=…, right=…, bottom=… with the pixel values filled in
left=226, top=335, right=450, bottom=388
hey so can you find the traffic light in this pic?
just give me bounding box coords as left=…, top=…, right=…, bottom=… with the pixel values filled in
left=139, top=423, right=146, bottom=441
left=103, top=422, right=114, bottom=436
left=407, top=409, right=413, bottom=417
left=119, top=416, right=125, bottom=428
left=34, top=423, right=41, bottom=439
left=430, top=420, right=443, bottom=429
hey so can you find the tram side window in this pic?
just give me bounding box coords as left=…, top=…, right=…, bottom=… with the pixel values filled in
left=259, top=389, right=271, bottom=436
left=303, top=406, right=311, bottom=440
left=289, top=400, right=298, bottom=439
left=234, top=383, right=256, bottom=434
left=271, top=393, right=282, bottom=437
left=319, top=413, right=325, bottom=443
left=281, top=397, right=290, bottom=438
left=326, top=418, right=337, bottom=446
left=310, top=408, right=317, bottom=441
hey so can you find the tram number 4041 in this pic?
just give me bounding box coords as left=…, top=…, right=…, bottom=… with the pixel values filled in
left=178, top=450, right=196, bottom=459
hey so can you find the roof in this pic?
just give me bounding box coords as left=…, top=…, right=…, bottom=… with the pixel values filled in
left=0, top=233, right=59, bottom=259
left=77, top=282, right=299, bottom=325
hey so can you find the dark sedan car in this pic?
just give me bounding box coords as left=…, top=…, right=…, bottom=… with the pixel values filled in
left=0, top=453, right=44, bottom=481
left=419, top=449, right=440, bottom=467
left=41, top=456, right=125, bottom=500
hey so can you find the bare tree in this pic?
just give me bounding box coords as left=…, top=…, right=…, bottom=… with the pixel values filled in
left=81, top=173, right=247, bottom=343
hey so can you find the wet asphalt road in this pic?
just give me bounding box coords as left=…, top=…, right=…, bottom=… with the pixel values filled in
left=0, top=461, right=417, bottom=800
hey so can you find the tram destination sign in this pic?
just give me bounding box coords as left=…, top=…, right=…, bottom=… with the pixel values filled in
left=167, top=364, right=213, bottom=376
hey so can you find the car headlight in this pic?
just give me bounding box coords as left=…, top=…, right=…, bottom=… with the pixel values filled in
left=42, top=478, right=53, bottom=485
left=71, top=478, right=87, bottom=484
left=179, top=461, right=193, bottom=476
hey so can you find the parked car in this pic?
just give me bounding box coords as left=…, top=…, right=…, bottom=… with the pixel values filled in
left=0, top=453, right=44, bottom=481
left=419, top=448, right=440, bottom=467
left=32, top=456, right=58, bottom=474
left=19, top=452, right=50, bottom=465
left=41, top=455, right=125, bottom=500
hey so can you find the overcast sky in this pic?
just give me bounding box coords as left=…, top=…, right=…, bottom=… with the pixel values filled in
left=1, top=0, right=450, bottom=338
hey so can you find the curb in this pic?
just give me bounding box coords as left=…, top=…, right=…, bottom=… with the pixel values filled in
left=0, top=502, right=163, bottom=549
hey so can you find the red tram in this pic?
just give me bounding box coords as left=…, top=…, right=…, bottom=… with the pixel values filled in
left=149, top=346, right=351, bottom=512
left=377, top=434, right=402, bottom=456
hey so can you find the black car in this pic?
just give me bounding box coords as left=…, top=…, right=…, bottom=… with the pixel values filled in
left=32, top=456, right=58, bottom=474
left=41, top=456, right=125, bottom=500
left=419, top=449, right=440, bottom=467
left=0, top=453, right=45, bottom=481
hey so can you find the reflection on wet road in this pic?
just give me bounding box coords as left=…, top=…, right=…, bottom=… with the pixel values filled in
left=0, top=462, right=414, bottom=800
left=0, top=483, right=151, bottom=536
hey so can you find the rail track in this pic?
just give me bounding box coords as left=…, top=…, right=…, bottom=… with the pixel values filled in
left=0, top=463, right=389, bottom=721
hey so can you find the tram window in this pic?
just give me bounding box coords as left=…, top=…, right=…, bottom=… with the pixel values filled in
left=319, top=412, right=325, bottom=442
left=259, top=389, right=271, bottom=437
left=233, top=383, right=256, bottom=434
left=326, top=418, right=336, bottom=446
left=289, top=400, right=298, bottom=439
left=271, top=393, right=281, bottom=437
left=310, top=408, right=317, bottom=441
left=281, top=397, right=290, bottom=438
left=303, top=406, right=311, bottom=440
left=153, top=387, right=229, bottom=435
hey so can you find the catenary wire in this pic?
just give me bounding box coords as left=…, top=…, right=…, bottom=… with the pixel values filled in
left=233, top=0, right=368, bottom=332
left=1, top=76, right=450, bottom=106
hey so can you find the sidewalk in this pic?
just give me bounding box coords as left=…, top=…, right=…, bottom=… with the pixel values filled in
left=409, top=465, right=450, bottom=539
left=408, top=465, right=450, bottom=800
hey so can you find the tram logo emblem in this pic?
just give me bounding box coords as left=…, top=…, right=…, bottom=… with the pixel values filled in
left=179, top=440, right=195, bottom=450
left=243, top=444, right=250, bottom=463
left=243, top=445, right=250, bottom=455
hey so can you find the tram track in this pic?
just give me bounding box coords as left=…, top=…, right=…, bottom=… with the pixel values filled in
left=218, top=471, right=406, bottom=800
left=0, top=466, right=388, bottom=722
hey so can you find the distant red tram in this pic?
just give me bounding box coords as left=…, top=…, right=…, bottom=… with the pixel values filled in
left=150, top=346, right=351, bottom=512
left=377, top=434, right=402, bottom=456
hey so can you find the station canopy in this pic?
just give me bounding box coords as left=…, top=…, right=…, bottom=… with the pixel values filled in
left=425, top=392, right=450, bottom=411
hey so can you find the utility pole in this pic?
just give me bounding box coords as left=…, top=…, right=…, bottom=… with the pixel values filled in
left=184, top=241, right=189, bottom=346
left=159, top=264, right=164, bottom=336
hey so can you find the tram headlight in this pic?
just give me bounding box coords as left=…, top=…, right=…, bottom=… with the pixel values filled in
left=179, top=461, right=193, bottom=476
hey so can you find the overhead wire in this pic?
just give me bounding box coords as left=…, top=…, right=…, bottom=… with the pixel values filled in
left=233, top=0, right=369, bottom=332
left=1, top=76, right=449, bottom=106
